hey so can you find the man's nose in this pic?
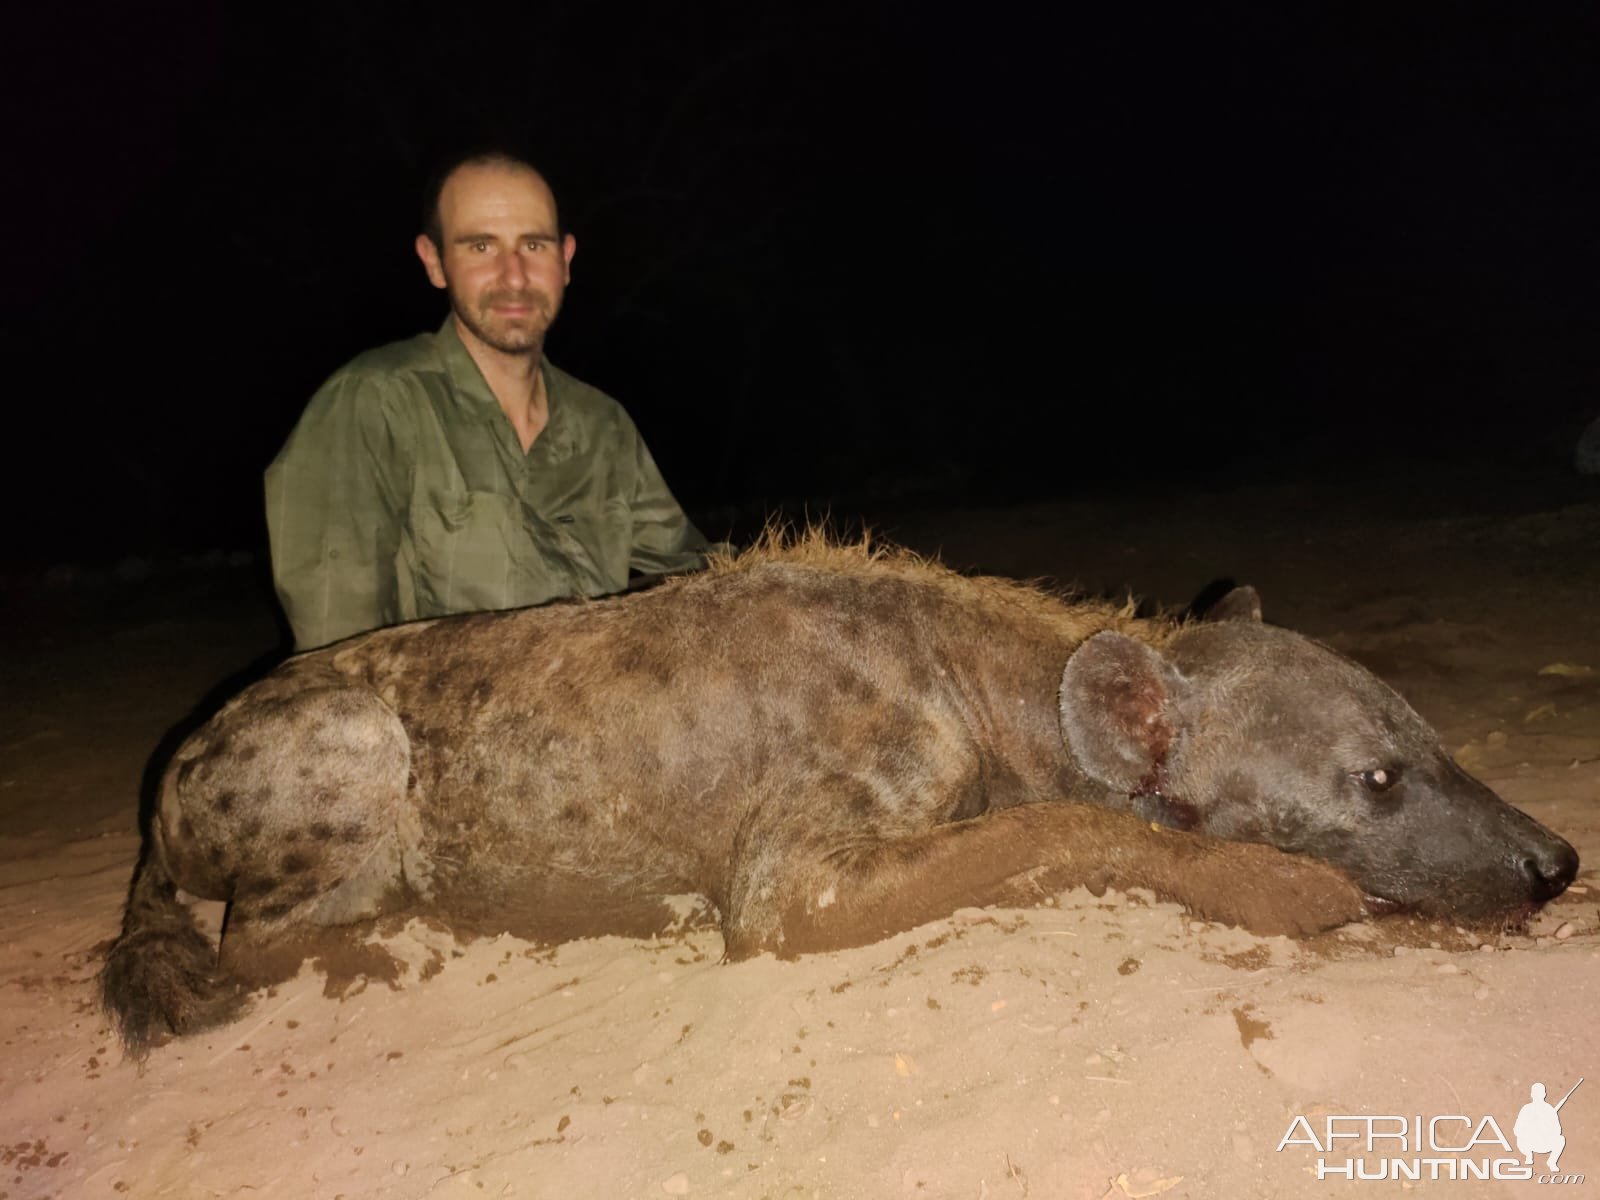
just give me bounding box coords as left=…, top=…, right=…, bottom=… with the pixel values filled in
left=498, top=251, right=530, bottom=285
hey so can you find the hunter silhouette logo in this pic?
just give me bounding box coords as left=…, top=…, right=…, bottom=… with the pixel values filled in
left=1276, top=1075, right=1586, bottom=1183
left=1515, top=1078, right=1581, bottom=1173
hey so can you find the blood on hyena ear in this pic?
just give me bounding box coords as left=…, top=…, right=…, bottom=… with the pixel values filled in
left=1203, top=585, right=1263, bottom=624
left=1057, top=632, right=1188, bottom=792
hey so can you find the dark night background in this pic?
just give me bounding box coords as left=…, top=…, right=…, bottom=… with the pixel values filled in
left=4, top=4, right=1597, bottom=566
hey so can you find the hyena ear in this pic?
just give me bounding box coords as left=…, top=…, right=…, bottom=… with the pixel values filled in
left=1204, top=585, right=1263, bottom=624
left=1058, top=632, right=1187, bottom=792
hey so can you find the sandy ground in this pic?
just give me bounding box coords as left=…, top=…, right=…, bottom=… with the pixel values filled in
left=2, top=474, right=1598, bottom=1199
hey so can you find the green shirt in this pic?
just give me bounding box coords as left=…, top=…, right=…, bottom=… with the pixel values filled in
left=266, top=319, right=713, bottom=650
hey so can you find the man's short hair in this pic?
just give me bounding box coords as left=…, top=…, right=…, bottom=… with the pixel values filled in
left=419, top=145, right=562, bottom=247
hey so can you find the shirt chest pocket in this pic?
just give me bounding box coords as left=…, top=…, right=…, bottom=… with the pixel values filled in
left=406, top=488, right=550, bottom=615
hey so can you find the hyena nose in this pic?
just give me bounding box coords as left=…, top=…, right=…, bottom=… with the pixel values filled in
left=1520, top=838, right=1579, bottom=903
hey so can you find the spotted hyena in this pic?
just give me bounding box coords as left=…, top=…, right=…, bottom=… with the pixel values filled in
left=101, top=536, right=1578, bottom=1054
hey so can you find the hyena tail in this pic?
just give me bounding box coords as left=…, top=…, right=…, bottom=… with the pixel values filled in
left=100, top=848, right=246, bottom=1058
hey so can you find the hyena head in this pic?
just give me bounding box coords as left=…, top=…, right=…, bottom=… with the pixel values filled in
left=1057, top=589, right=1578, bottom=920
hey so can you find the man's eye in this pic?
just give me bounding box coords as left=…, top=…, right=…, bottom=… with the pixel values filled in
left=525, top=240, right=546, bottom=252
left=471, top=241, right=490, bottom=252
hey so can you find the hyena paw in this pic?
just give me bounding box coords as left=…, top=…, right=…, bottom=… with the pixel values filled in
left=1188, top=842, right=1368, bottom=937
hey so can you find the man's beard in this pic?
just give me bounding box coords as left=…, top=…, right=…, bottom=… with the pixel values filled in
left=451, top=286, right=558, bottom=355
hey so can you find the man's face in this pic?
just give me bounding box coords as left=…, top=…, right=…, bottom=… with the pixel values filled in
left=415, top=163, right=578, bottom=357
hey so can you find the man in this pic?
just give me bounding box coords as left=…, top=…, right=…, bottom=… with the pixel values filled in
left=266, top=149, right=715, bottom=650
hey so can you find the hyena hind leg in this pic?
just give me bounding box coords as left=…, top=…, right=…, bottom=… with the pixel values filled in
left=215, top=791, right=426, bottom=996
left=192, top=684, right=420, bottom=993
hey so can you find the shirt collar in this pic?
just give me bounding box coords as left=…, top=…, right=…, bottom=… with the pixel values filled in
left=435, top=317, right=574, bottom=460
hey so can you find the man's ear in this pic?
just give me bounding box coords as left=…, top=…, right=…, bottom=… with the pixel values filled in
left=415, top=234, right=448, bottom=290
left=562, top=232, right=577, bottom=283
left=1058, top=631, right=1186, bottom=792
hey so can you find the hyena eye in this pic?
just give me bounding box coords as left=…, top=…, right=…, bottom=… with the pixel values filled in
left=1353, top=766, right=1401, bottom=793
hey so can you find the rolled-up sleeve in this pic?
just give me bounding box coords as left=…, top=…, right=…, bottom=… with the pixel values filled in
left=265, top=374, right=410, bottom=649
left=623, top=419, right=722, bottom=576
